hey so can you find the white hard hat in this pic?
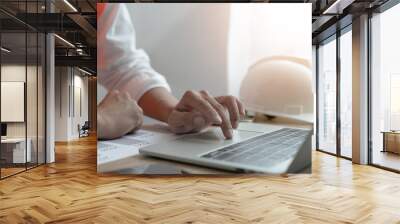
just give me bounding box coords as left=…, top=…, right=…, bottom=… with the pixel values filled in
left=239, top=56, right=314, bottom=123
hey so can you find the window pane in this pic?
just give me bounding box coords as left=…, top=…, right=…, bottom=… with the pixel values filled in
left=1, top=1, right=29, bottom=178
left=0, top=0, right=46, bottom=178
left=38, top=32, right=45, bottom=165
left=1, top=31, right=28, bottom=177
left=340, top=29, right=352, bottom=158
left=27, top=31, right=38, bottom=169
left=390, top=75, right=400, bottom=130
left=318, top=37, right=337, bottom=154
left=371, top=3, right=400, bottom=171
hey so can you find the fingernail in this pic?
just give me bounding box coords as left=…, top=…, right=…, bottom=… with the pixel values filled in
left=227, top=128, right=233, bottom=139
left=213, top=116, right=222, bottom=124
left=232, top=121, right=238, bottom=129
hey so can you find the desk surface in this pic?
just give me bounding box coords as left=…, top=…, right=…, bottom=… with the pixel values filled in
left=98, top=114, right=313, bottom=175
left=381, top=131, right=400, bottom=134
left=1, top=138, right=26, bottom=143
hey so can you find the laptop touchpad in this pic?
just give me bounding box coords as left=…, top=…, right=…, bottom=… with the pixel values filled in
left=177, top=128, right=262, bottom=146
left=140, top=127, right=264, bottom=158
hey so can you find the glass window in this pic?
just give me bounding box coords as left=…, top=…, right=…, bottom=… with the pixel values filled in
left=371, top=3, right=400, bottom=171
left=318, top=36, right=337, bottom=154
left=27, top=31, right=38, bottom=169
left=0, top=0, right=46, bottom=179
left=339, top=28, right=352, bottom=158
left=1, top=31, right=28, bottom=177
left=38, top=32, right=46, bottom=165
left=390, top=74, right=400, bottom=130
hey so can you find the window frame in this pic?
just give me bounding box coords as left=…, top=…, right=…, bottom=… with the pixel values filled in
left=315, top=24, right=352, bottom=161
left=0, top=0, right=48, bottom=180
left=367, top=0, right=400, bottom=173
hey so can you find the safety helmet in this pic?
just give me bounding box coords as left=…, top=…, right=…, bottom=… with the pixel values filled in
left=239, top=56, right=313, bottom=123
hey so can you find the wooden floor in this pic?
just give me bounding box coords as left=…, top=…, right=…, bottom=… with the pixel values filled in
left=1, top=135, right=400, bottom=223
left=1, top=167, right=26, bottom=178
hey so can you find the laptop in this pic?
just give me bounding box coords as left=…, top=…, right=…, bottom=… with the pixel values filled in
left=139, top=122, right=312, bottom=174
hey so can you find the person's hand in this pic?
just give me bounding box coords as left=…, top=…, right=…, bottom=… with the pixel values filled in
left=167, top=90, right=245, bottom=139
left=98, top=90, right=143, bottom=139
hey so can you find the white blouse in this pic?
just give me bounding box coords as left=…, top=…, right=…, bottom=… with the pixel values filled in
left=98, top=3, right=170, bottom=102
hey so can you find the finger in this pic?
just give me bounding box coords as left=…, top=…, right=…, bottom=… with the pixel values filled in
left=222, top=97, right=240, bottom=129
left=178, top=91, right=221, bottom=124
left=200, top=91, right=233, bottom=139
left=168, top=110, right=196, bottom=134
left=236, top=98, right=246, bottom=118
left=191, top=112, right=210, bottom=132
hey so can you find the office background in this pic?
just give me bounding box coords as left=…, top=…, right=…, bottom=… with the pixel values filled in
left=313, top=0, right=400, bottom=171
left=1, top=1, right=400, bottom=223
left=0, top=0, right=97, bottom=179
left=0, top=2, right=47, bottom=178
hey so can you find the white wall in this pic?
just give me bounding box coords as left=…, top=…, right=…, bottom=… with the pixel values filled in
left=1, top=65, right=40, bottom=138
left=55, top=67, right=89, bottom=141
left=72, top=74, right=89, bottom=137
left=55, top=67, right=69, bottom=141
left=128, top=3, right=230, bottom=98
left=1, top=64, right=46, bottom=163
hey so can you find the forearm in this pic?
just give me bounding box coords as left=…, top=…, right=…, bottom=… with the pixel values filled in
left=138, top=87, right=178, bottom=123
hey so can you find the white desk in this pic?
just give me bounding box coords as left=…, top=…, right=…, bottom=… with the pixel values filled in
left=1, top=138, right=31, bottom=163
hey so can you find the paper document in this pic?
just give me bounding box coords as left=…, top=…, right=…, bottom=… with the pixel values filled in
left=97, top=125, right=178, bottom=166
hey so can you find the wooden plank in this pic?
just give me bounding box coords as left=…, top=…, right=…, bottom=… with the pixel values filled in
left=0, top=134, right=399, bottom=223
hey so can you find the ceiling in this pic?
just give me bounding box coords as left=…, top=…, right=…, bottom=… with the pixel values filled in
left=311, top=0, right=392, bottom=44
left=1, top=0, right=396, bottom=74
left=99, top=0, right=392, bottom=44
left=0, top=0, right=96, bottom=74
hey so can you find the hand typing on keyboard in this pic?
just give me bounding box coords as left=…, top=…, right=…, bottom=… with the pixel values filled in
left=167, top=90, right=245, bottom=139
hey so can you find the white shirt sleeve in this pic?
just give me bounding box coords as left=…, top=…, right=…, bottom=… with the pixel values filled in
left=98, top=3, right=171, bottom=102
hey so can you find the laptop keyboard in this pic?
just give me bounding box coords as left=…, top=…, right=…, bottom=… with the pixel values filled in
left=201, top=128, right=310, bottom=168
